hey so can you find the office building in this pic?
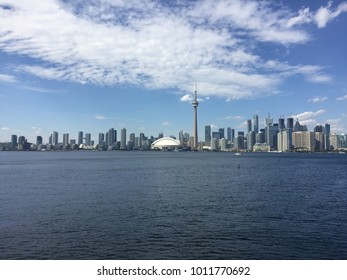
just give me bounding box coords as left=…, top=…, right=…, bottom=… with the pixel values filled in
left=36, top=136, right=43, bottom=146
left=247, top=119, right=252, bottom=133
left=253, top=115, right=259, bottom=133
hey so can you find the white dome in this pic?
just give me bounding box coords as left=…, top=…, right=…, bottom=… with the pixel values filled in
left=151, top=137, right=180, bottom=150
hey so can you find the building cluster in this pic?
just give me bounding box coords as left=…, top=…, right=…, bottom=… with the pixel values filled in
left=203, top=115, right=347, bottom=152
left=2, top=115, right=346, bottom=152
left=2, top=129, right=177, bottom=151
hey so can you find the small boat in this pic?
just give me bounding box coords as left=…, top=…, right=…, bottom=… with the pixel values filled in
left=235, top=152, right=241, bottom=156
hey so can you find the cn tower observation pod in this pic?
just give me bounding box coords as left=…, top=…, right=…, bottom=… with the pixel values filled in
left=151, top=137, right=180, bottom=150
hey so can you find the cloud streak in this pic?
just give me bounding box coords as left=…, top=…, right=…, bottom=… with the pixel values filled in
left=0, top=0, right=345, bottom=100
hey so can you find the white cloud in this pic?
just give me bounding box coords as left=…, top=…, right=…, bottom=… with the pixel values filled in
left=95, top=114, right=107, bottom=120
left=162, top=121, right=170, bottom=126
left=336, top=95, right=347, bottom=101
left=1, top=127, right=10, bottom=130
left=0, top=74, right=17, bottom=83
left=308, top=96, right=328, bottom=103
left=314, top=2, right=347, bottom=28
left=180, top=94, right=192, bottom=102
left=0, top=0, right=344, bottom=100
left=294, top=109, right=326, bottom=121
left=222, top=115, right=244, bottom=120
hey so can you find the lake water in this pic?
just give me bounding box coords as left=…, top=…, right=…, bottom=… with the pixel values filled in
left=0, top=151, right=346, bottom=259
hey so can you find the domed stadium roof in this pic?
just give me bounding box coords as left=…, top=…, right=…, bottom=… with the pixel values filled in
left=151, top=137, right=180, bottom=150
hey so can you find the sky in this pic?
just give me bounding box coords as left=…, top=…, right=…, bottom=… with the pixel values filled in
left=1, top=0, right=347, bottom=143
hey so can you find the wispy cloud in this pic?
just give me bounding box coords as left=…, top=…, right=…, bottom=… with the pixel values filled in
left=0, top=74, right=17, bottom=83
left=95, top=114, right=107, bottom=120
left=1, top=126, right=10, bottom=131
left=0, top=0, right=344, bottom=100
left=162, top=121, right=170, bottom=126
left=308, top=96, right=328, bottom=103
left=294, top=109, right=326, bottom=121
left=336, top=95, right=347, bottom=101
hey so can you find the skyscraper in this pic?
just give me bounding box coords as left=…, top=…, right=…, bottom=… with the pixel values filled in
left=278, top=118, right=285, bottom=131
left=247, top=119, right=252, bottom=133
left=205, top=125, right=211, bottom=146
left=78, top=131, right=83, bottom=145
left=85, top=133, right=91, bottom=146
left=227, top=127, right=232, bottom=141
left=52, top=131, right=59, bottom=146
left=11, top=134, right=17, bottom=150
left=63, top=133, right=69, bottom=146
left=253, top=115, right=259, bottom=133
left=121, top=128, right=126, bottom=150
left=325, top=124, right=331, bottom=150
left=192, top=83, right=199, bottom=149
left=36, top=136, right=43, bottom=146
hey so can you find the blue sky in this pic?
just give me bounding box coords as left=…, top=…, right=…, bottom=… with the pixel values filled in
left=1, top=0, right=347, bottom=143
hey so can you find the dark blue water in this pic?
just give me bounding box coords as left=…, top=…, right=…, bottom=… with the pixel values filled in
left=0, top=151, right=346, bottom=259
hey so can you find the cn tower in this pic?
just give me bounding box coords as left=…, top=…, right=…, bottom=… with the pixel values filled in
left=192, top=83, right=199, bottom=150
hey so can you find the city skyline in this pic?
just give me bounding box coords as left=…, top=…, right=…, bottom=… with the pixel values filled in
left=1, top=0, right=347, bottom=143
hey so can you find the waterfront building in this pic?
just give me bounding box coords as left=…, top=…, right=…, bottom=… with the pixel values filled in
left=253, top=143, right=270, bottom=152
left=227, top=127, right=232, bottom=142
left=85, top=133, right=91, bottom=146
left=314, top=132, right=325, bottom=152
left=325, top=124, right=331, bottom=150
left=98, top=133, right=104, bottom=146
left=63, top=133, right=69, bottom=146
left=151, top=137, right=180, bottom=150
left=211, top=137, right=218, bottom=151
left=108, top=128, right=116, bottom=147
left=11, top=134, right=17, bottom=150
left=36, top=136, right=43, bottom=146
left=78, top=131, right=83, bottom=145
left=246, top=131, right=255, bottom=150
left=277, top=130, right=291, bottom=152
left=205, top=125, right=211, bottom=146
left=52, top=131, right=59, bottom=146
left=220, top=138, right=227, bottom=151
left=120, top=128, right=127, bottom=150
left=292, top=131, right=315, bottom=151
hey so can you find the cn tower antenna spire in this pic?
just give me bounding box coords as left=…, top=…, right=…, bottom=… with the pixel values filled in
left=192, top=83, right=199, bottom=150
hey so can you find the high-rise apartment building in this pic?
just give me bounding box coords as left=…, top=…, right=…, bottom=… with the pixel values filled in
left=11, top=134, right=17, bottom=149
left=85, top=133, right=91, bottom=146
left=78, top=131, right=83, bottom=145
left=36, top=136, right=43, bottom=146
left=121, top=128, right=127, bottom=150
left=52, top=131, right=59, bottom=146
left=292, top=131, right=315, bottom=151
left=227, top=127, right=232, bottom=141
left=325, top=124, right=330, bottom=150
left=63, top=133, right=69, bottom=146
left=205, top=125, right=211, bottom=146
